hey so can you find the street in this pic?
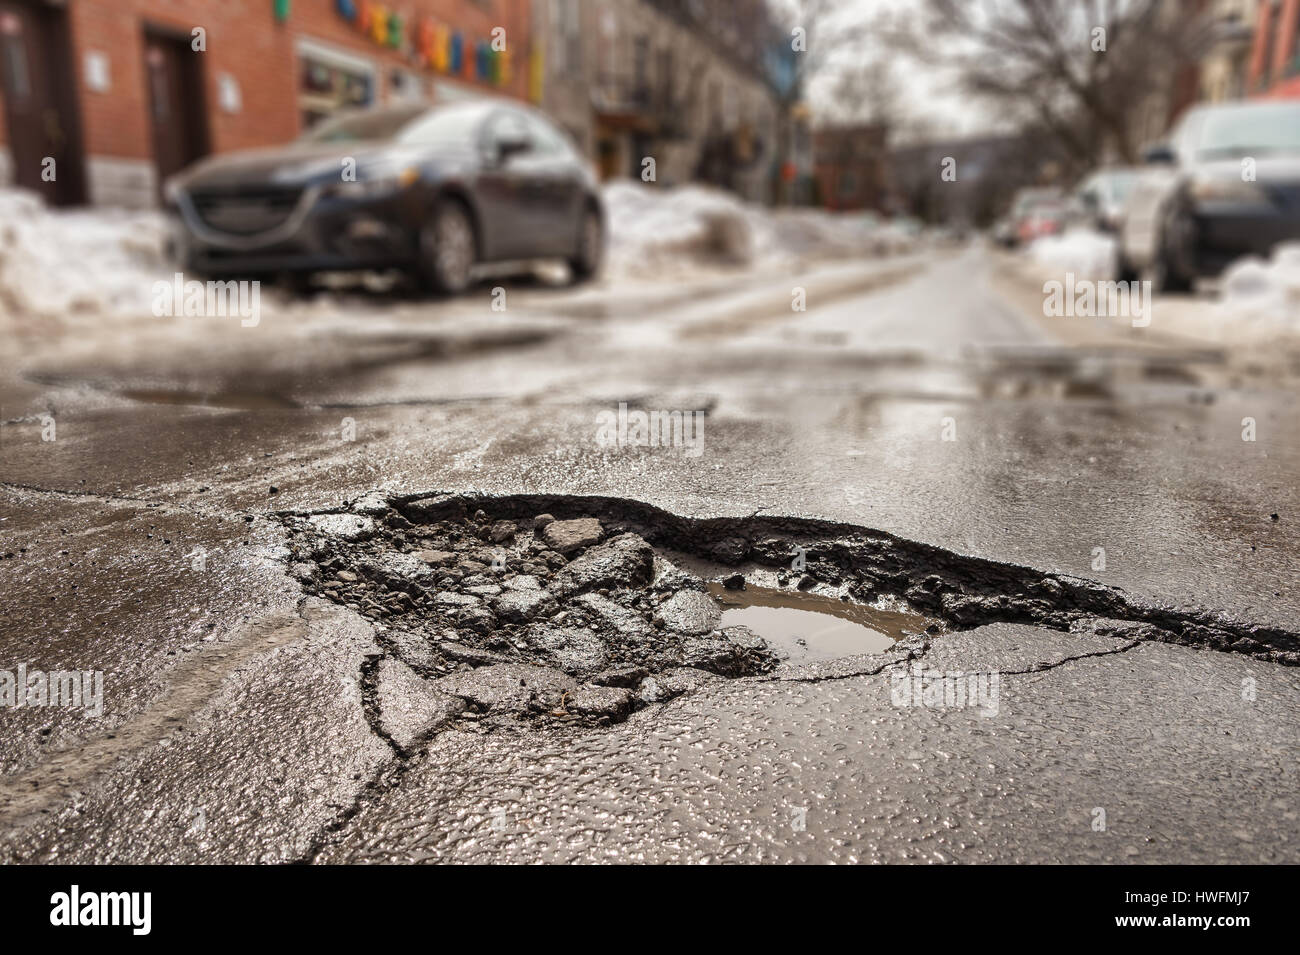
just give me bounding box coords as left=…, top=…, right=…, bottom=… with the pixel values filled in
left=2, top=243, right=1296, bottom=863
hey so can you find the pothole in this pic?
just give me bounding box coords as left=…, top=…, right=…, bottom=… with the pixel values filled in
left=705, top=581, right=939, bottom=662
left=277, top=492, right=1299, bottom=740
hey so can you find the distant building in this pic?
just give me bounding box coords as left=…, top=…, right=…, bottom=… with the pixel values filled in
left=812, top=124, right=889, bottom=213
left=890, top=132, right=1071, bottom=227
left=1125, top=0, right=1208, bottom=153
left=531, top=0, right=787, bottom=203
left=1201, top=0, right=1257, bottom=100
left=531, top=0, right=593, bottom=155
left=1247, top=0, right=1300, bottom=96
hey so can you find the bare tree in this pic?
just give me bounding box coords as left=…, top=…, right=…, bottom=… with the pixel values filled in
left=882, top=0, right=1213, bottom=168
left=824, top=59, right=900, bottom=128
left=771, top=0, right=874, bottom=108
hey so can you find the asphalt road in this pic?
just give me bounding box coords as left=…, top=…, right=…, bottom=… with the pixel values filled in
left=1, top=244, right=1296, bottom=863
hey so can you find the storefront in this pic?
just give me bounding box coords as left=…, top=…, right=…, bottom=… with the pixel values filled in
left=0, top=0, right=533, bottom=208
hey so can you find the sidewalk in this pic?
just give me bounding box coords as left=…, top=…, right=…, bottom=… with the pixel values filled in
left=992, top=250, right=1300, bottom=381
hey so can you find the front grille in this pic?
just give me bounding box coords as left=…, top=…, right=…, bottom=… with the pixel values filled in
left=188, top=187, right=304, bottom=236
left=1270, top=184, right=1300, bottom=213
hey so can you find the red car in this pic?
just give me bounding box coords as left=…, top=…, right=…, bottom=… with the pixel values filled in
left=1008, top=188, right=1066, bottom=246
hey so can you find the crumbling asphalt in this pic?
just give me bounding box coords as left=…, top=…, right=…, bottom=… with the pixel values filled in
left=1, top=247, right=1297, bottom=863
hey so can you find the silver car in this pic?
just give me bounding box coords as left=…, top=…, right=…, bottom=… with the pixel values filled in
left=1120, top=101, right=1300, bottom=291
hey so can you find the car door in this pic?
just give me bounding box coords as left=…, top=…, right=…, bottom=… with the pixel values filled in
left=520, top=112, right=587, bottom=257
left=475, top=108, right=539, bottom=261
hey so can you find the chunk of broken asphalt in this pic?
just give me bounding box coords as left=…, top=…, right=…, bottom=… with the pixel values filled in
left=540, top=517, right=603, bottom=554
left=307, top=513, right=376, bottom=542
left=549, top=532, right=655, bottom=599
left=374, top=658, right=465, bottom=749
left=655, top=589, right=721, bottom=635
left=433, top=663, right=575, bottom=712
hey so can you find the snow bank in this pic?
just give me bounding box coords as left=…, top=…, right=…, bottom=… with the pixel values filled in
left=0, top=189, right=171, bottom=329
left=0, top=180, right=904, bottom=334
left=602, top=180, right=765, bottom=277
left=601, top=180, right=896, bottom=279
left=1218, top=243, right=1300, bottom=331
left=1026, top=227, right=1118, bottom=281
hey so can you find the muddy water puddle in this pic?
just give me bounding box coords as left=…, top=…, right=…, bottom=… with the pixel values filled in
left=706, top=581, right=937, bottom=661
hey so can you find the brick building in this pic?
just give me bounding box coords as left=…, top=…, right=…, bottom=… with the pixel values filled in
left=1248, top=0, right=1300, bottom=96
left=812, top=124, right=889, bottom=213
left=0, top=0, right=532, bottom=208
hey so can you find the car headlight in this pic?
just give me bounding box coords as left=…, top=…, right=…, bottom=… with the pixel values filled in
left=325, top=166, right=419, bottom=198
left=1187, top=175, right=1269, bottom=204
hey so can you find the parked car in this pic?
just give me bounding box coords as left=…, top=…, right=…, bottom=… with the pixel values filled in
left=1120, top=100, right=1300, bottom=291
left=992, top=217, right=1017, bottom=248
left=1005, top=187, right=1065, bottom=247
left=1071, top=167, right=1139, bottom=233
left=164, top=99, right=605, bottom=294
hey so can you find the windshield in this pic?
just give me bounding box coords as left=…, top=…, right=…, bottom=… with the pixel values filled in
left=300, top=105, right=430, bottom=143
left=1013, top=190, right=1059, bottom=216
left=395, top=103, right=491, bottom=146
left=1099, top=171, right=1138, bottom=201
left=1193, top=104, right=1300, bottom=157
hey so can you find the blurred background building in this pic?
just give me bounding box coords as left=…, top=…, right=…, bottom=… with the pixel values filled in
left=0, top=0, right=533, bottom=208
left=3, top=0, right=1298, bottom=219
left=1200, top=0, right=1258, bottom=100
left=1249, top=0, right=1300, bottom=96
left=0, top=0, right=800, bottom=210
left=532, top=0, right=791, bottom=203
left=812, top=123, right=889, bottom=213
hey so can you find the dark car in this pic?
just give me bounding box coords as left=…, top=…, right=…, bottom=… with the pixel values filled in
left=1120, top=100, right=1300, bottom=291
left=1071, top=167, right=1139, bottom=233
left=164, top=99, right=604, bottom=294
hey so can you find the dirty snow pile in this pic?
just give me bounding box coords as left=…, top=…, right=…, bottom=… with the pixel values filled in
left=1216, top=243, right=1300, bottom=332
left=0, top=189, right=172, bottom=330
left=601, top=180, right=894, bottom=279
left=1026, top=227, right=1118, bottom=281
left=602, top=180, right=766, bottom=276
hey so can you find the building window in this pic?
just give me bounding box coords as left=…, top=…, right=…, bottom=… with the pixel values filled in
left=552, top=0, right=581, bottom=73
left=656, top=48, right=673, bottom=109
left=1290, top=6, right=1300, bottom=76
left=1266, top=0, right=1284, bottom=80
left=1, top=30, right=30, bottom=104
left=297, top=39, right=375, bottom=129
left=388, top=69, right=425, bottom=103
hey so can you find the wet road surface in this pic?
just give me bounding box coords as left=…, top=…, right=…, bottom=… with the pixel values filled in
left=1, top=245, right=1296, bottom=862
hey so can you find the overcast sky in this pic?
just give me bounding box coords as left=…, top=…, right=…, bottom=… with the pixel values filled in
left=797, top=0, right=1006, bottom=142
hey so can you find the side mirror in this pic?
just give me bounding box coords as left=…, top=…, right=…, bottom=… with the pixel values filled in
left=496, top=136, right=530, bottom=162
left=1142, top=144, right=1176, bottom=165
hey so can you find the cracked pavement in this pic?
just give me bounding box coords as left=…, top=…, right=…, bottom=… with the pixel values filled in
left=1, top=247, right=1297, bottom=863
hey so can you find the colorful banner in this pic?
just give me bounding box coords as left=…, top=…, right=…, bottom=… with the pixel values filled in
left=333, top=3, right=514, bottom=87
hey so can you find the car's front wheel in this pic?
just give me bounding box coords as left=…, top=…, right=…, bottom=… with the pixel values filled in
left=419, top=201, right=476, bottom=295
left=569, top=207, right=603, bottom=283
left=1146, top=205, right=1194, bottom=294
